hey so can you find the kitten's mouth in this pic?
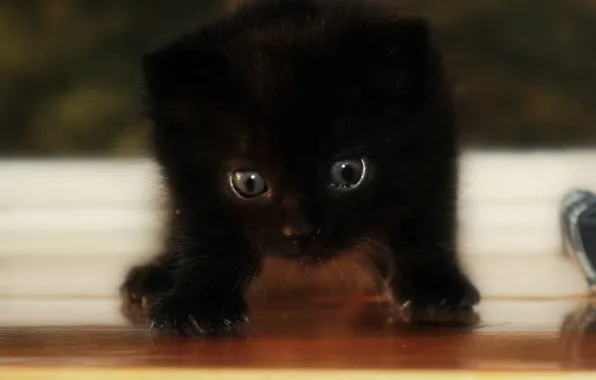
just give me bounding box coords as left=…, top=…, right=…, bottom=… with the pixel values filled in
left=261, top=239, right=348, bottom=263
left=276, top=247, right=342, bottom=265
left=294, top=255, right=328, bottom=266
left=277, top=244, right=370, bottom=266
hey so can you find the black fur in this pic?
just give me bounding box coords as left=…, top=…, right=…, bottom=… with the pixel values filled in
left=121, top=0, right=480, bottom=336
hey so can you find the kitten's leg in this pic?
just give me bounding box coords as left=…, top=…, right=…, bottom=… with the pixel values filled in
left=391, top=244, right=479, bottom=313
left=148, top=236, right=259, bottom=336
left=389, top=209, right=480, bottom=318
left=120, top=255, right=175, bottom=315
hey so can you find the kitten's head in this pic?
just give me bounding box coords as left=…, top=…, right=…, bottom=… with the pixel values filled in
left=142, top=0, right=456, bottom=263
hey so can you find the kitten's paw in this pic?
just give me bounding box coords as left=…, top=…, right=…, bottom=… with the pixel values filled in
left=393, top=274, right=480, bottom=325
left=148, top=296, right=249, bottom=337
left=120, top=264, right=171, bottom=322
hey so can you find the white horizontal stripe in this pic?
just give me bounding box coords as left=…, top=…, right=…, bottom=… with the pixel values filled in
left=0, top=255, right=585, bottom=299
left=0, top=229, right=563, bottom=257
left=0, top=208, right=164, bottom=232
left=0, top=151, right=594, bottom=207
left=0, top=231, right=160, bottom=256
left=0, top=150, right=593, bottom=257
left=459, top=202, right=559, bottom=232
left=459, top=151, right=592, bottom=201
left=0, top=299, right=127, bottom=326
left=0, top=202, right=557, bottom=231
left=461, top=231, right=562, bottom=256
left=0, top=159, right=161, bottom=207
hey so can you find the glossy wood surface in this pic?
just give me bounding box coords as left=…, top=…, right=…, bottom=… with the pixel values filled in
left=0, top=297, right=596, bottom=370
left=1, top=256, right=596, bottom=379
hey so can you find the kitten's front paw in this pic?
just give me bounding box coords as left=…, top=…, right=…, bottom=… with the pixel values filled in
left=120, top=264, right=163, bottom=322
left=149, top=296, right=249, bottom=337
left=120, top=263, right=175, bottom=325
left=393, top=274, right=480, bottom=325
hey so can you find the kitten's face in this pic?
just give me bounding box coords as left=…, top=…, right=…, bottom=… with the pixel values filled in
left=222, top=148, right=377, bottom=262
left=144, top=0, right=453, bottom=262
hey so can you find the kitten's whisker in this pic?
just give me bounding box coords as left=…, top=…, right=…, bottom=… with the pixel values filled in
left=225, top=251, right=257, bottom=308
left=331, top=258, right=344, bottom=286
left=352, top=238, right=392, bottom=304
left=284, top=260, right=298, bottom=280
left=350, top=251, right=368, bottom=295
left=317, top=257, right=334, bottom=294
left=354, top=249, right=376, bottom=289
left=357, top=244, right=391, bottom=307
left=361, top=237, right=392, bottom=255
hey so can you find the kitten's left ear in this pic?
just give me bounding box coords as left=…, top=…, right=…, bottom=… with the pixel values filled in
left=345, top=13, right=432, bottom=55
left=376, top=15, right=437, bottom=67
left=141, top=42, right=230, bottom=112
left=392, top=16, right=433, bottom=56
left=345, top=14, right=442, bottom=93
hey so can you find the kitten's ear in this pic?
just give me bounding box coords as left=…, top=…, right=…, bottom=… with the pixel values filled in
left=389, top=16, right=431, bottom=52
left=141, top=41, right=229, bottom=114
left=387, top=16, right=437, bottom=71
left=346, top=15, right=442, bottom=96
left=362, top=15, right=434, bottom=65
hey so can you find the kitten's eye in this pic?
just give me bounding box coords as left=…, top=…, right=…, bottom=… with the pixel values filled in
left=229, top=171, right=268, bottom=198
left=329, top=158, right=367, bottom=190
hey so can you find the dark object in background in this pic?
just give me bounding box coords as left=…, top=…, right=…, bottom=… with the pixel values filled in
left=121, top=0, right=479, bottom=336
left=561, top=189, right=596, bottom=291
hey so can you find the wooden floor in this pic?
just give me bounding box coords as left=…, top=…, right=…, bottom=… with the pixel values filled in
left=1, top=298, right=596, bottom=379
left=1, top=256, right=596, bottom=379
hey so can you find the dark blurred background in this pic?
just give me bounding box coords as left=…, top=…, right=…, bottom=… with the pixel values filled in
left=1, top=0, right=595, bottom=157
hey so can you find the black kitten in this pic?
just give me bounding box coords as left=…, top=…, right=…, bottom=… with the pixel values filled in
left=122, top=0, right=480, bottom=336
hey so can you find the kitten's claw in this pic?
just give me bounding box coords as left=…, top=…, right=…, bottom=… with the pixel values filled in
left=120, top=263, right=173, bottom=324
left=188, top=315, right=206, bottom=335
left=393, top=274, right=480, bottom=325
left=121, top=266, right=157, bottom=306
left=149, top=297, right=248, bottom=337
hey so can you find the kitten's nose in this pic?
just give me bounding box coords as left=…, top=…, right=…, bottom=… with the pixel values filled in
left=279, top=196, right=315, bottom=249
left=281, top=222, right=315, bottom=247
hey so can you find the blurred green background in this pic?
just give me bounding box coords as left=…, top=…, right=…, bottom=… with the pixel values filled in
left=1, top=0, right=595, bottom=157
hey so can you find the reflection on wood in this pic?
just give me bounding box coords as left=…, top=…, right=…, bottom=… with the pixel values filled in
left=1, top=297, right=596, bottom=373
left=0, top=254, right=595, bottom=378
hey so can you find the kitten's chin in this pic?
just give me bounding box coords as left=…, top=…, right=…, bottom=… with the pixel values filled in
left=260, top=241, right=356, bottom=264
left=277, top=246, right=368, bottom=266
left=270, top=248, right=347, bottom=265
left=294, top=255, right=329, bottom=266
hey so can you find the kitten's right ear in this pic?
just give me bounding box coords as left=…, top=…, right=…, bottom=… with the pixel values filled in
left=141, top=40, right=229, bottom=114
